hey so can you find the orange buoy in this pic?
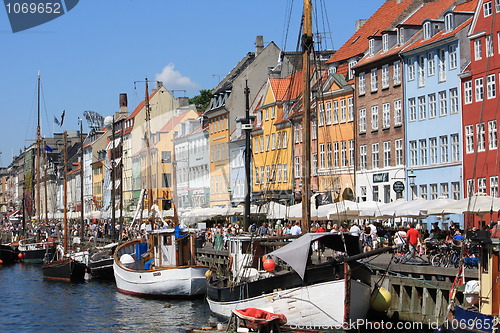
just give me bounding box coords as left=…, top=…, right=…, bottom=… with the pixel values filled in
left=18, top=253, right=23, bottom=259
left=0, top=259, right=3, bottom=265
left=263, top=258, right=276, bottom=272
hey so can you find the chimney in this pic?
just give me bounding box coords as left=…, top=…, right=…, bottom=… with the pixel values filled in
left=177, top=96, right=189, bottom=107
left=157, top=81, right=163, bottom=90
left=255, top=35, right=264, bottom=56
left=119, top=93, right=128, bottom=116
left=355, top=19, right=367, bottom=31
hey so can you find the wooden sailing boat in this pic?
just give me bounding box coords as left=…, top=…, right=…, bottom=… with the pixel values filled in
left=42, top=131, right=87, bottom=282
left=113, top=79, right=208, bottom=297
left=206, top=1, right=392, bottom=327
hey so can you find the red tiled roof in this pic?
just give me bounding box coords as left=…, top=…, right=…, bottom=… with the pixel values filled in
left=454, top=0, right=478, bottom=12
left=127, top=89, right=160, bottom=121
left=404, top=0, right=457, bottom=25
left=327, top=0, right=415, bottom=63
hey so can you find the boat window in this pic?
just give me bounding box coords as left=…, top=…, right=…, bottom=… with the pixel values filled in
left=242, top=241, right=252, bottom=254
left=164, top=235, right=172, bottom=246
left=482, top=248, right=489, bottom=273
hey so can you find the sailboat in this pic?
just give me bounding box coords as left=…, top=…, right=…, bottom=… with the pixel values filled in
left=205, top=1, right=393, bottom=328
left=113, top=79, right=208, bottom=297
left=42, top=131, right=87, bottom=282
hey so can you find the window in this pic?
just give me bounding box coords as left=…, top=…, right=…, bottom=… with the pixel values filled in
left=265, top=108, right=269, bottom=121
left=467, top=179, right=475, bottom=196
left=445, top=13, right=454, bottom=32
left=383, top=141, right=391, bottom=168
left=395, top=139, right=403, bottom=165
left=399, top=27, right=405, bottom=45
left=382, top=65, right=389, bottom=88
left=418, top=96, right=426, bottom=120
left=408, top=98, right=416, bottom=122
left=340, top=99, right=346, bottom=122
left=372, top=143, right=379, bottom=169
left=423, top=22, right=431, bottom=40
left=477, top=122, right=486, bottom=151
left=265, top=134, right=270, bottom=151
left=359, top=72, right=366, bottom=95
left=478, top=178, right=487, bottom=194
left=490, top=176, right=499, bottom=197
left=487, top=74, right=496, bottom=99
left=271, top=133, right=276, bottom=150
left=465, top=125, right=474, bottom=153
left=430, top=137, right=438, bottom=164
left=341, top=141, right=347, bottom=167
left=382, top=103, right=390, bottom=128
left=430, top=184, right=438, bottom=200
left=332, top=101, right=338, bottom=124
left=489, top=120, right=497, bottom=149
left=373, top=185, right=379, bottom=202
left=312, top=155, right=317, bottom=176
left=497, top=0, right=500, bottom=12
left=254, top=138, right=259, bottom=153
left=420, top=185, right=428, bottom=199
left=295, top=157, right=301, bottom=178
left=282, top=131, right=288, bottom=148
left=319, top=143, right=325, bottom=169
left=271, top=106, right=276, bottom=119
left=283, top=164, right=288, bottom=182
left=410, top=140, right=417, bottom=166
left=484, top=1, right=492, bottom=16
left=427, top=52, right=435, bottom=76
left=349, top=140, right=354, bottom=166
left=260, top=166, right=264, bottom=185
left=327, top=101, right=333, bottom=125
left=312, top=120, right=317, bottom=140
left=265, top=165, right=270, bottom=183
left=486, top=35, right=494, bottom=57
left=474, top=39, right=482, bottom=60
left=464, top=81, right=473, bottom=104
left=420, top=139, right=428, bottom=165
left=451, top=134, right=460, bottom=161
left=440, top=136, right=449, bottom=163
left=371, top=68, right=378, bottom=92
left=382, top=34, right=389, bottom=52
left=277, top=164, right=283, bottom=181
left=255, top=167, right=260, bottom=184
left=449, top=45, right=457, bottom=69
left=439, top=91, right=447, bottom=116
left=359, top=108, right=366, bottom=133
left=371, top=105, right=379, bottom=130
left=407, top=57, right=415, bottom=81
left=333, top=142, right=339, bottom=167
left=260, top=136, right=264, bottom=152
left=438, top=48, right=446, bottom=81
left=393, top=61, right=401, bottom=85
left=360, top=145, right=367, bottom=170
left=450, top=88, right=459, bottom=114
left=318, top=103, right=325, bottom=126
left=348, top=97, right=354, bottom=121
left=369, top=38, right=375, bottom=56
left=474, top=77, right=484, bottom=102
left=348, top=60, right=357, bottom=80
left=418, top=55, right=425, bottom=87
left=452, top=182, right=460, bottom=200
left=394, top=100, right=402, bottom=126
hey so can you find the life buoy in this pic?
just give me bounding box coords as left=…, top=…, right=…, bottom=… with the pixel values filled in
left=228, top=255, right=233, bottom=272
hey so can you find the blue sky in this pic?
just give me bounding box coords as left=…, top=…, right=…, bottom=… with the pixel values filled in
left=0, top=0, right=384, bottom=166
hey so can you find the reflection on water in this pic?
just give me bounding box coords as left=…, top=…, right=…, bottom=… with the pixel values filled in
left=0, top=264, right=217, bottom=332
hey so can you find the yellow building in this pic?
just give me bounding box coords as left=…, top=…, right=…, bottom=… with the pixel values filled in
left=316, top=73, right=355, bottom=202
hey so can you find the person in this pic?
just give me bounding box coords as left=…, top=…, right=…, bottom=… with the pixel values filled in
left=248, top=223, right=257, bottom=234
left=349, top=223, right=361, bottom=237
left=393, top=225, right=407, bottom=253
left=290, top=221, right=302, bottom=236
left=406, top=223, right=420, bottom=258
left=369, top=222, right=378, bottom=249
left=282, top=222, right=292, bottom=236
left=257, top=222, right=270, bottom=236
left=362, top=223, right=373, bottom=252
left=316, top=223, right=326, bottom=233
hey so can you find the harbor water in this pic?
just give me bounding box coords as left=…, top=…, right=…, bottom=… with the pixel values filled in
left=0, top=263, right=217, bottom=332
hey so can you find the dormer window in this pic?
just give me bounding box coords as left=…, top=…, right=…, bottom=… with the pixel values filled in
left=329, top=66, right=337, bottom=75
left=423, top=22, right=431, bottom=40
left=382, top=34, right=389, bottom=52
left=484, top=1, right=492, bottom=16
left=369, top=39, right=375, bottom=56
left=348, top=60, right=357, bottom=80
left=399, top=27, right=405, bottom=45
left=444, top=13, right=454, bottom=32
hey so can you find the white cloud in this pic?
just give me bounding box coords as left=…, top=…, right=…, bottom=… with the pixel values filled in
left=155, top=63, right=198, bottom=90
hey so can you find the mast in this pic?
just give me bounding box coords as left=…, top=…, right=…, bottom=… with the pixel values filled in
left=43, top=142, right=49, bottom=226
left=36, top=71, right=41, bottom=226
left=301, top=0, right=313, bottom=233
left=144, top=78, right=155, bottom=230
left=111, top=116, right=116, bottom=239
left=79, top=119, right=85, bottom=238
left=244, top=80, right=251, bottom=231
left=63, top=132, right=68, bottom=253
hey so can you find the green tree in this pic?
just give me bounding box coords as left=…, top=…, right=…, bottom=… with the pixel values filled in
left=189, top=89, right=212, bottom=113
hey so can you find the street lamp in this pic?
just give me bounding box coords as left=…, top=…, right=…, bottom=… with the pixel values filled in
left=408, top=169, right=416, bottom=186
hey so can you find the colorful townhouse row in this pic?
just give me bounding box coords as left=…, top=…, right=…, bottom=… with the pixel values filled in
left=1, top=0, right=498, bottom=230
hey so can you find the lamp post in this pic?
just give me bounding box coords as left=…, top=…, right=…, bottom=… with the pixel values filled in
left=408, top=169, right=417, bottom=199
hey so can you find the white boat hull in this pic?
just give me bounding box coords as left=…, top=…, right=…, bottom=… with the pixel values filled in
left=207, top=279, right=371, bottom=329
left=113, top=262, right=208, bottom=297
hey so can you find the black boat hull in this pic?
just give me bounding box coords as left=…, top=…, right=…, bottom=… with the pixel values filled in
left=0, top=244, right=19, bottom=264
left=89, top=258, right=114, bottom=280
left=21, top=246, right=57, bottom=264
left=42, top=258, right=87, bottom=282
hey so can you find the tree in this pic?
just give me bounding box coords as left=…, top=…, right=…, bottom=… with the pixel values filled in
left=189, top=89, right=212, bottom=113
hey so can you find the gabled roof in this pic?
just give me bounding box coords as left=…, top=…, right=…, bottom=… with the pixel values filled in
left=327, top=0, right=415, bottom=64
left=127, top=89, right=160, bottom=121
left=454, top=0, right=478, bottom=12
left=403, top=0, right=457, bottom=25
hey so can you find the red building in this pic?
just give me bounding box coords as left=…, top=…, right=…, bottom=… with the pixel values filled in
left=461, top=0, right=500, bottom=228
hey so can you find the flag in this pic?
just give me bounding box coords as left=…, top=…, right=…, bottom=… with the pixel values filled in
left=45, top=145, right=53, bottom=152
left=60, top=110, right=65, bottom=126
left=54, top=115, right=60, bottom=126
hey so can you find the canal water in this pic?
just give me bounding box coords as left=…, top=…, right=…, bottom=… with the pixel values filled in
left=0, top=263, right=217, bottom=332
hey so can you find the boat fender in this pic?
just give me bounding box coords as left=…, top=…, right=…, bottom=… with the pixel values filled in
left=228, top=256, right=233, bottom=272
left=370, top=287, right=392, bottom=312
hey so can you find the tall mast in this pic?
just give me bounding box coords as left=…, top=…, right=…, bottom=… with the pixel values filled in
left=144, top=78, right=155, bottom=229
left=244, top=80, right=251, bottom=231
left=63, top=132, right=68, bottom=253
left=301, top=0, right=313, bottom=233
left=43, top=142, right=49, bottom=225
left=36, top=71, right=41, bottom=226
left=111, top=116, right=116, bottom=239
left=79, top=119, right=85, bottom=239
